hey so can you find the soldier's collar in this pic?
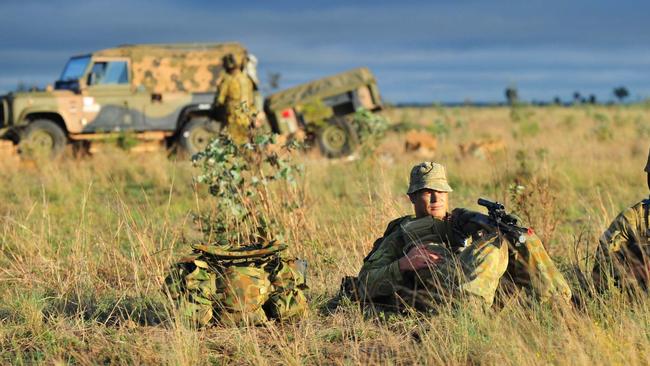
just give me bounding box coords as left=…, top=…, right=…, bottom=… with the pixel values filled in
left=403, top=213, right=450, bottom=229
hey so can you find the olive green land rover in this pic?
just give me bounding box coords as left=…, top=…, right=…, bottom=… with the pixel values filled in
left=0, top=43, right=254, bottom=157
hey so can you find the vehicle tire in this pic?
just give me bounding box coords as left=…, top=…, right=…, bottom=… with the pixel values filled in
left=178, top=116, right=222, bottom=156
left=317, top=117, right=358, bottom=158
left=18, top=119, right=67, bottom=159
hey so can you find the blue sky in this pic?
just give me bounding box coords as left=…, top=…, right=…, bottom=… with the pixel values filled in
left=1, top=0, right=648, bottom=103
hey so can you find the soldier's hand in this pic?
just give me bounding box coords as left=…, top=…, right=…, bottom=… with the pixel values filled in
left=398, top=245, right=442, bottom=272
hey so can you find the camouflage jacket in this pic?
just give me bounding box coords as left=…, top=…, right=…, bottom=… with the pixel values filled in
left=216, top=71, right=254, bottom=111
left=357, top=209, right=496, bottom=301
left=593, top=198, right=650, bottom=289
left=358, top=208, right=572, bottom=304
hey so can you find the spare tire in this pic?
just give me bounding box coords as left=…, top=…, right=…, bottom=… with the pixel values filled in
left=317, top=117, right=358, bottom=158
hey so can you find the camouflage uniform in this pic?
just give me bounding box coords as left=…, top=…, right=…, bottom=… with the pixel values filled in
left=165, top=241, right=308, bottom=327
left=215, top=54, right=255, bottom=144
left=500, top=230, right=572, bottom=302
left=359, top=212, right=509, bottom=307
left=357, top=162, right=571, bottom=310
left=592, top=149, right=650, bottom=290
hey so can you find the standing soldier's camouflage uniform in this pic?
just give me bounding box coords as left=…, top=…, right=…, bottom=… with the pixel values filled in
left=358, top=162, right=572, bottom=310
left=592, top=148, right=650, bottom=290
left=215, top=53, right=255, bottom=144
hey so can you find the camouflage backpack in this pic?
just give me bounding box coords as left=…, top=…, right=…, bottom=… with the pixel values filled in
left=164, top=240, right=308, bottom=327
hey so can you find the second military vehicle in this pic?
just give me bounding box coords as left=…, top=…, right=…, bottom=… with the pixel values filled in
left=264, top=67, right=382, bottom=157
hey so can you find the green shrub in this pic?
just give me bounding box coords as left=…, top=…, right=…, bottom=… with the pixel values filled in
left=192, top=132, right=303, bottom=243
left=353, top=108, right=390, bottom=144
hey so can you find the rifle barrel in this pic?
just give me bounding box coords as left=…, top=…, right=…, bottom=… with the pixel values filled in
left=477, top=198, right=504, bottom=211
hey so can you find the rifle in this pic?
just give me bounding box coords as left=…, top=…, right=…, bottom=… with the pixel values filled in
left=476, top=198, right=531, bottom=246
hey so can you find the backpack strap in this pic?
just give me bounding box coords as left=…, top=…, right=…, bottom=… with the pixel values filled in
left=192, top=241, right=287, bottom=260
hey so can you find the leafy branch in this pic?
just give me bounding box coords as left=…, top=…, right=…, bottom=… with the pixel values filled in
left=192, top=131, right=303, bottom=245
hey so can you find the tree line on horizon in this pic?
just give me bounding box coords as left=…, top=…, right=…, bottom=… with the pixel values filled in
left=505, top=85, right=632, bottom=106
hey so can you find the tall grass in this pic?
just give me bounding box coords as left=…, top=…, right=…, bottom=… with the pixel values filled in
left=1, top=106, right=649, bottom=365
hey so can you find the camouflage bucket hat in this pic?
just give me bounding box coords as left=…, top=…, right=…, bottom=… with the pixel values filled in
left=407, top=161, right=453, bottom=194
left=645, top=147, right=650, bottom=173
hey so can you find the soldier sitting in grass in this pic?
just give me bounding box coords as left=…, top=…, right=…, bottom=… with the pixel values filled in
left=355, top=161, right=572, bottom=311
left=592, top=148, right=650, bottom=291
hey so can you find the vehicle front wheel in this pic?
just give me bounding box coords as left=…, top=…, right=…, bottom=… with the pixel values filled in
left=18, top=119, right=67, bottom=159
left=178, top=116, right=222, bottom=156
left=317, top=117, right=358, bottom=158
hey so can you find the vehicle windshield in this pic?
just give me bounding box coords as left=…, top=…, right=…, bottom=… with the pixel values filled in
left=59, top=56, right=91, bottom=81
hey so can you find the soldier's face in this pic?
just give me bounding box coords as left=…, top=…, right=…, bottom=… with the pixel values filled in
left=410, top=189, right=449, bottom=219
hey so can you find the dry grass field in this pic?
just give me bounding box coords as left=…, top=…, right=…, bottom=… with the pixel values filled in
left=1, top=105, right=650, bottom=365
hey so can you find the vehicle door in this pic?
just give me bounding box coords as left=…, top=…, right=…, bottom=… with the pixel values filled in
left=81, top=58, right=145, bottom=132
left=142, top=91, right=195, bottom=131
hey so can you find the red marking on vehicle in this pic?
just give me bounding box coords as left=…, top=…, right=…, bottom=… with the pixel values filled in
left=281, top=109, right=293, bottom=118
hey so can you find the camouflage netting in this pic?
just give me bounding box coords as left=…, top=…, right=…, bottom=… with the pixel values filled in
left=265, top=67, right=378, bottom=111
left=95, top=43, right=247, bottom=94
left=164, top=240, right=308, bottom=327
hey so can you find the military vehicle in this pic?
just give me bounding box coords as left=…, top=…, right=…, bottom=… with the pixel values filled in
left=264, top=67, right=382, bottom=157
left=0, top=43, right=253, bottom=157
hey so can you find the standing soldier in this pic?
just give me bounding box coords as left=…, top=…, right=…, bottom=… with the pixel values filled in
left=214, top=53, right=255, bottom=144
left=593, top=148, right=650, bottom=291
